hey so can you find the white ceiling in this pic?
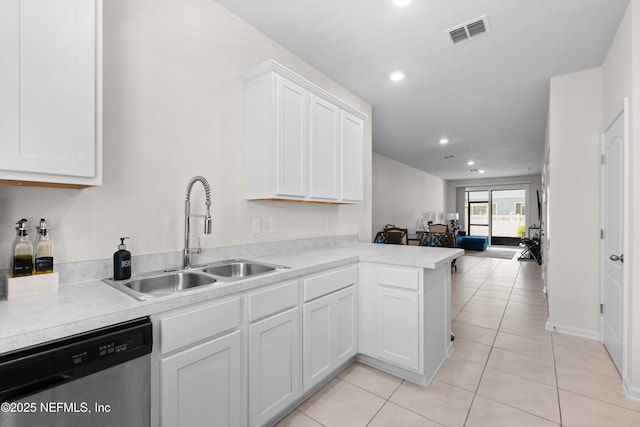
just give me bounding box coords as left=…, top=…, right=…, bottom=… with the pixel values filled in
left=217, top=0, right=629, bottom=180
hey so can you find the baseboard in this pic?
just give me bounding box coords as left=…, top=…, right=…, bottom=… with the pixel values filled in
left=356, top=353, right=445, bottom=387
left=545, top=321, right=601, bottom=341
left=623, top=378, right=640, bottom=401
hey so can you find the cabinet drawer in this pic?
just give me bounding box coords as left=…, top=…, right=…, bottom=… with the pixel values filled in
left=376, top=265, right=419, bottom=291
left=303, top=265, right=358, bottom=302
left=158, top=298, right=241, bottom=354
left=248, top=281, right=299, bottom=322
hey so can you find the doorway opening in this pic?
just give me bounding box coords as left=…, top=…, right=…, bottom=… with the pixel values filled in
left=465, top=188, right=527, bottom=246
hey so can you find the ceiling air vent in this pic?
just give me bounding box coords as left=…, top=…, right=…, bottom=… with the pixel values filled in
left=449, top=27, right=468, bottom=44
left=446, top=15, right=490, bottom=46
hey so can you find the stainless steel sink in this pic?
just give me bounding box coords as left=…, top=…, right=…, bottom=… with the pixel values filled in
left=104, top=271, right=218, bottom=301
left=200, top=260, right=282, bottom=278
left=125, top=271, right=216, bottom=295
left=104, top=259, right=288, bottom=301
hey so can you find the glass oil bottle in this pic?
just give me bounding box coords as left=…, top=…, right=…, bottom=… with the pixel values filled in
left=35, top=218, right=54, bottom=274
left=12, top=219, right=34, bottom=277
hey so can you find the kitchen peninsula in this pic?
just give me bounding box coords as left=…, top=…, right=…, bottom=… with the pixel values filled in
left=0, top=237, right=462, bottom=426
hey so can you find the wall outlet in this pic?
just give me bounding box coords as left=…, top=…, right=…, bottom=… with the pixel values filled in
left=252, top=218, right=262, bottom=234
left=269, top=218, right=278, bottom=233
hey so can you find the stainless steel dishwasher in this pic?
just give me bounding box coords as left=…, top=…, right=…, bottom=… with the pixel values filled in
left=0, top=317, right=153, bottom=427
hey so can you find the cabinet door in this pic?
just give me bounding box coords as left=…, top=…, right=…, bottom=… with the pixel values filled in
left=249, top=307, right=301, bottom=427
left=0, top=0, right=19, bottom=156
left=340, top=110, right=364, bottom=202
left=303, top=285, right=357, bottom=392
left=375, top=286, right=421, bottom=372
left=0, top=0, right=99, bottom=183
left=335, top=286, right=357, bottom=365
left=309, top=94, right=340, bottom=200
left=303, top=294, right=333, bottom=391
left=275, top=75, right=308, bottom=198
left=160, top=331, right=241, bottom=427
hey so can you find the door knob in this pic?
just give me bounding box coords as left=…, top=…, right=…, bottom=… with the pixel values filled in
left=609, top=254, right=624, bottom=263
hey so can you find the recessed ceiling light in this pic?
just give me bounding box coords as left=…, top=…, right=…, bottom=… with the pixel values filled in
left=467, top=160, right=475, bottom=165
left=393, top=0, right=414, bottom=6
left=478, top=169, right=486, bottom=174
left=439, top=138, right=449, bottom=144
left=389, top=71, right=405, bottom=82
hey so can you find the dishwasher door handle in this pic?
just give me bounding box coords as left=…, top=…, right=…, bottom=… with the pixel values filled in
left=1, top=373, right=73, bottom=403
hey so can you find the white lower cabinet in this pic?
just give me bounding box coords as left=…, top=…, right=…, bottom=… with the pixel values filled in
left=249, top=307, right=301, bottom=427
left=303, top=294, right=332, bottom=389
left=375, top=285, right=421, bottom=372
left=160, top=331, right=241, bottom=427
left=148, top=258, right=458, bottom=425
left=303, top=285, right=357, bottom=391
left=359, top=263, right=425, bottom=375
left=152, top=297, right=243, bottom=427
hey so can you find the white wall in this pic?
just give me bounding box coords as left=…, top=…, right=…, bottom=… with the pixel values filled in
left=546, top=67, right=602, bottom=337
left=371, top=153, right=446, bottom=236
left=0, top=0, right=372, bottom=267
left=602, top=0, right=640, bottom=395
left=544, top=0, right=640, bottom=395
left=630, top=0, right=640, bottom=396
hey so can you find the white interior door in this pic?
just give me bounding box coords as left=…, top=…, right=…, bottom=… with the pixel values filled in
left=601, top=103, right=626, bottom=375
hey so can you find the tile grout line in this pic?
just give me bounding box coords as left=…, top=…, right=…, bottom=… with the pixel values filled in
left=475, top=261, right=563, bottom=425
left=292, top=408, right=327, bottom=427
left=363, top=379, right=403, bottom=427
left=551, top=340, right=640, bottom=415
left=550, top=332, right=563, bottom=426
left=461, top=258, right=519, bottom=426
left=452, top=258, right=507, bottom=322
left=338, top=369, right=442, bottom=426
left=375, top=378, right=448, bottom=426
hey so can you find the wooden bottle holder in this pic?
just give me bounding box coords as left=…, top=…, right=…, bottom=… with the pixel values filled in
left=3, top=272, right=59, bottom=300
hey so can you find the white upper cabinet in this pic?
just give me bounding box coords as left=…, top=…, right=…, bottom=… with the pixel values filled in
left=242, top=60, right=366, bottom=203
left=275, top=76, right=308, bottom=198
left=340, top=110, right=364, bottom=202
left=0, top=0, right=102, bottom=187
left=309, top=94, right=340, bottom=200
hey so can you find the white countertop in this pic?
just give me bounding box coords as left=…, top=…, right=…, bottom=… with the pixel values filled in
left=0, top=243, right=462, bottom=355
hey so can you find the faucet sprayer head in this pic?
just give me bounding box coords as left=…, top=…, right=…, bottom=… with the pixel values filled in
left=204, top=214, right=212, bottom=234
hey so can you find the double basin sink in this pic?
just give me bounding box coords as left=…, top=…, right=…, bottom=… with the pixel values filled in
left=104, top=259, right=289, bottom=301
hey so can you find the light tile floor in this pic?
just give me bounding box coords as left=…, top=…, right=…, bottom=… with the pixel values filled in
left=277, top=254, right=640, bottom=426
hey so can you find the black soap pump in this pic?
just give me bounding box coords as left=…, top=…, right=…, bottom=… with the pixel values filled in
left=113, top=237, right=131, bottom=280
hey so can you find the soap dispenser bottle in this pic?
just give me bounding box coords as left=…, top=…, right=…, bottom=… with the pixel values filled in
left=113, top=237, right=131, bottom=280
left=35, top=218, right=54, bottom=274
left=12, top=219, right=34, bottom=277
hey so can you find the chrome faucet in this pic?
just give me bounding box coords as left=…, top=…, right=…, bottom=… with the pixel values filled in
left=184, top=176, right=212, bottom=269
